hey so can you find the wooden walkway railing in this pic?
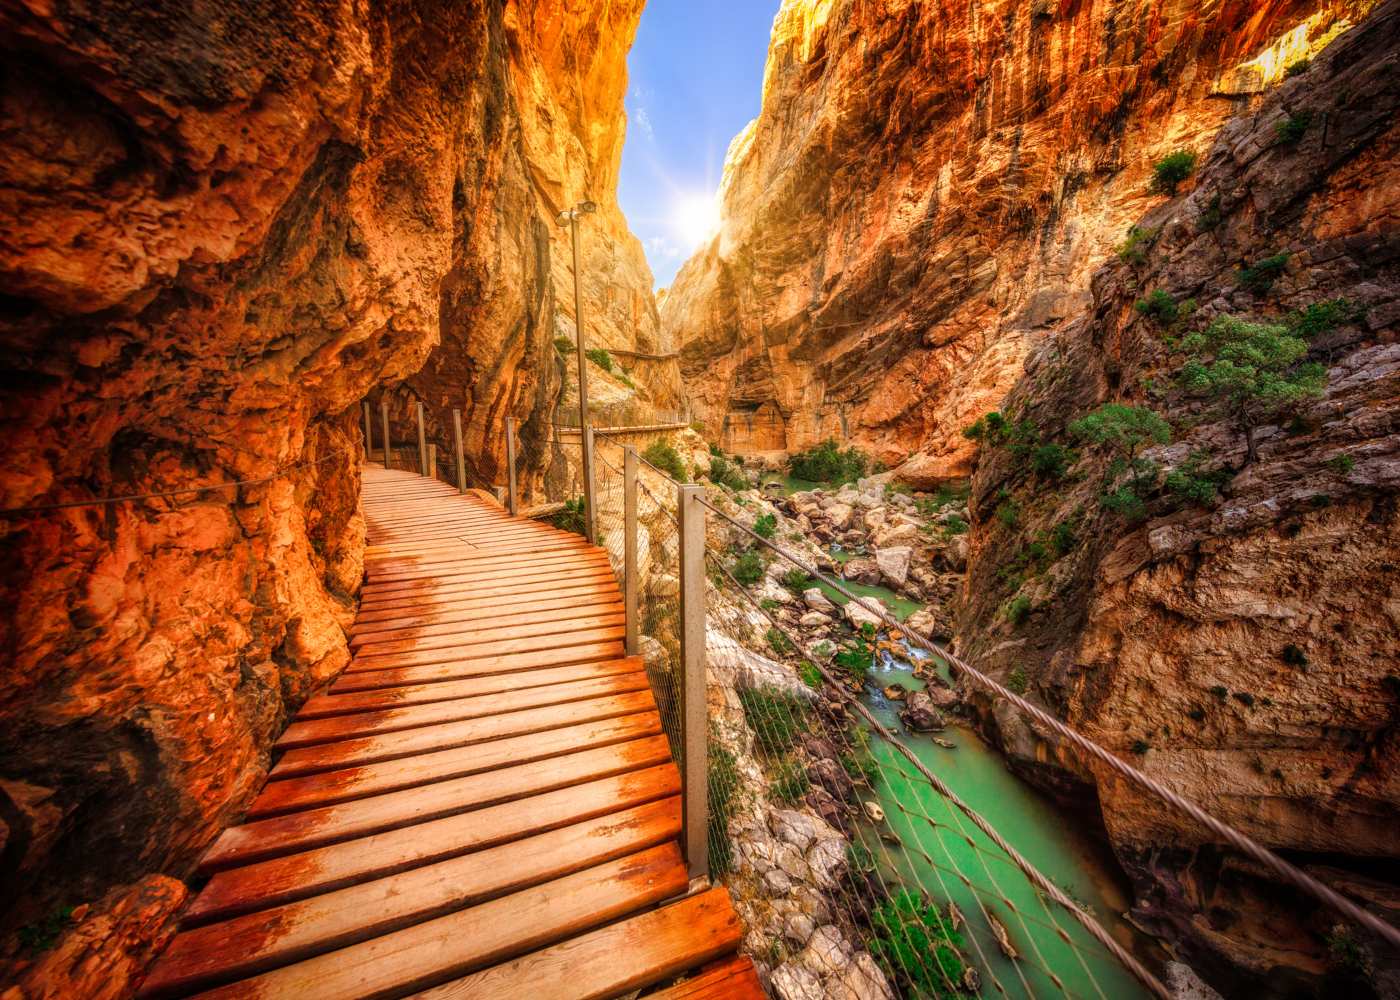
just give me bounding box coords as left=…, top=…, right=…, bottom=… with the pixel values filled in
left=139, top=465, right=761, bottom=999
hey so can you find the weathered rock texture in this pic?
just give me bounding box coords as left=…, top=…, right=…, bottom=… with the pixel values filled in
left=664, top=0, right=1377, bottom=484
left=0, top=0, right=658, bottom=992
left=956, top=5, right=1400, bottom=994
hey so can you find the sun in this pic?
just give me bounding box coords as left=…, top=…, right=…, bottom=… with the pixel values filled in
left=673, top=193, right=721, bottom=247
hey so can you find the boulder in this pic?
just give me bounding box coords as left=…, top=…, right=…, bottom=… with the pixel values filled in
left=802, top=587, right=836, bottom=612
left=841, top=556, right=881, bottom=585
left=899, top=689, right=947, bottom=732
left=842, top=597, right=885, bottom=631
left=883, top=683, right=908, bottom=701
left=799, top=610, right=833, bottom=628
left=873, top=521, right=919, bottom=547
left=824, top=502, right=854, bottom=529
left=874, top=546, right=912, bottom=587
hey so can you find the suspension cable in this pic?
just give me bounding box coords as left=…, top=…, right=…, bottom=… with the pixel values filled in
left=696, top=494, right=1400, bottom=950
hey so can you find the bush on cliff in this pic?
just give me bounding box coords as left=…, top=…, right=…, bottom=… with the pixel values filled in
left=708, top=453, right=750, bottom=491
left=642, top=439, right=687, bottom=481
left=787, top=438, right=869, bottom=485
left=1150, top=149, right=1197, bottom=195
left=869, top=890, right=968, bottom=998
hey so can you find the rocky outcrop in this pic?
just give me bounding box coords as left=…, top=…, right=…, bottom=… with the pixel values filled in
left=957, top=6, right=1400, bottom=993
left=0, top=0, right=659, bottom=988
left=663, top=0, right=1377, bottom=484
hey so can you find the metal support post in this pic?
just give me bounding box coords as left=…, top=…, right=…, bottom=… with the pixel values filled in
left=415, top=402, right=428, bottom=476
left=379, top=400, right=391, bottom=469
left=506, top=417, right=519, bottom=516
left=452, top=409, right=467, bottom=493
left=582, top=424, right=598, bottom=543
left=623, top=446, right=639, bottom=656
left=677, top=483, right=709, bottom=881
left=361, top=402, right=373, bottom=458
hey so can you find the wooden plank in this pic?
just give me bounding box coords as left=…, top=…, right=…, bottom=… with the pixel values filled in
left=365, top=538, right=590, bottom=571
left=410, top=887, right=744, bottom=1000
left=200, top=736, right=673, bottom=872
left=274, top=665, right=637, bottom=749
left=189, top=845, right=690, bottom=1000
left=360, top=559, right=614, bottom=600
left=315, top=656, right=639, bottom=710
left=187, top=765, right=680, bottom=925
left=342, top=625, right=625, bottom=675
left=338, top=639, right=628, bottom=687
left=646, top=956, right=767, bottom=999
left=250, top=710, right=661, bottom=817
left=347, top=614, right=625, bottom=664
left=350, top=590, right=619, bottom=638
left=363, top=552, right=611, bottom=592
left=270, top=690, right=657, bottom=777
left=333, top=652, right=640, bottom=698
left=355, top=572, right=617, bottom=617
left=139, top=798, right=681, bottom=999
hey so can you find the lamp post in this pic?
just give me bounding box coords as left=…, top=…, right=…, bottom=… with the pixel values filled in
left=557, top=199, right=598, bottom=543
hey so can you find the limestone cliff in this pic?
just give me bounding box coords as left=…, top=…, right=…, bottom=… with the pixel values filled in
left=0, top=0, right=657, bottom=992
left=664, top=0, right=1376, bottom=484
left=955, top=5, right=1400, bottom=993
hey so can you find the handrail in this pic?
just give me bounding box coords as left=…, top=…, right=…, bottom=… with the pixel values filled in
left=696, top=494, right=1400, bottom=952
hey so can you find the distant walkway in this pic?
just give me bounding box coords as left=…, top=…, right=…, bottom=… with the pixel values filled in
left=139, top=466, right=760, bottom=999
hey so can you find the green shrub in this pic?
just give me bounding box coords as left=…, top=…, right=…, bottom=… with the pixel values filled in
left=1289, top=298, right=1360, bottom=338
left=1178, top=314, right=1326, bottom=464
left=1236, top=253, right=1290, bottom=293
left=550, top=496, right=587, bottom=536
left=995, top=494, right=1021, bottom=529
left=1285, top=58, right=1310, bottom=78
left=1131, top=739, right=1150, bottom=755
left=931, top=482, right=971, bottom=508
left=964, top=411, right=1008, bottom=441
left=708, top=740, right=740, bottom=877
left=642, top=439, right=688, bottom=481
left=1005, top=594, right=1032, bottom=626
left=1198, top=193, right=1223, bottom=231
left=754, top=512, right=777, bottom=539
left=553, top=335, right=574, bottom=356
left=737, top=687, right=810, bottom=755
left=782, top=569, right=813, bottom=592
left=18, top=906, right=75, bottom=955
left=868, top=891, right=967, bottom=997
left=1117, top=225, right=1158, bottom=264
left=771, top=758, right=811, bottom=804
left=1007, top=666, right=1028, bottom=694
left=1232, top=691, right=1256, bottom=708
left=1166, top=451, right=1226, bottom=508
left=1050, top=519, right=1078, bottom=557
left=1135, top=289, right=1179, bottom=325
left=732, top=550, right=765, bottom=586
left=787, top=439, right=869, bottom=485
left=840, top=729, right=881, bottom=784
left=1031, top=442, right=1074, bottom=480
left=765, top=627, right=793, bottom=656
left=834, top=634, right=875, bottom=684
left=1210, top=685, right=1229, bottom=701
left=1100, top=485, right=1148, bottom=521
left=799, top=661, right=823, bottom=688
left=584, top=347, right=614, bottom=372
left=847, top=841, right=876, bottom=874
left=942, top=515, right=969, bottom=536
left=1275, top=111, right=1313, bottom=146
left=1151, top=149, right=1198, bottom=195
left=707, top=454, right=750, bottom=491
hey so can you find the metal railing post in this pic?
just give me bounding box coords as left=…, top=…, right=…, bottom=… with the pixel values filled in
left=623, top=447, right=639, bottom=656
left=361, top=402, right=373, bottom=458
left=582, top=424, right=598, bottom=543
left=379, top=400, right=391, bottom=469
left=506, top=417, right=519, bottom=516
left=677, top=483, right=709, bottom=881
left=415, top=402, right=428, bottom=476
left=452, top=408, right=467, bottom=493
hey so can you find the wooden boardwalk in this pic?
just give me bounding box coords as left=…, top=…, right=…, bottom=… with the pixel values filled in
left=141, top=466, right=762, bottom=999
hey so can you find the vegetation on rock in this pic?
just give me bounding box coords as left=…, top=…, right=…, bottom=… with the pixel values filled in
left=643, top=439, right=688, bottom=480
left=1150, top=149, right=1197, bottom=195
left=787, top=439, right=869, bottom=485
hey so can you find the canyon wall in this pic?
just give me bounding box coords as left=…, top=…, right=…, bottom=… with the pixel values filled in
left=955, top=5, right=1400, bottom=994
left=664, top=0, right=1375, bottom=482
left=0, top=0, right=656, bottom=992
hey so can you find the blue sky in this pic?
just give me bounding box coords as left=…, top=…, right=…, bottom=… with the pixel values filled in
left=618, top=1, right=779, bottom=289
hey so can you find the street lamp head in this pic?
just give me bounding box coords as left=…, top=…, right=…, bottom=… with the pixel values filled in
left=578, top=200, right=597, bottom=214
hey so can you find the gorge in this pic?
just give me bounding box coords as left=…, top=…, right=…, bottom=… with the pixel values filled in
left=0, top=0, right=1397, bottom=997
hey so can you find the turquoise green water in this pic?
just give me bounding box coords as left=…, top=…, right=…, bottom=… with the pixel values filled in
left=856, top=654, right=1156, bottom=999
left=759, top=471, right=823, bottom=495
left=811, top=575, right=922, bottom=622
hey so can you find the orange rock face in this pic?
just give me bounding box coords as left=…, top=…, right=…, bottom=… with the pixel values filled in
left=664, top=0, right=1376, bottom=483
left=0, top=0, right=658, bottom=987
left=955, top=4, right=1400, bottom=988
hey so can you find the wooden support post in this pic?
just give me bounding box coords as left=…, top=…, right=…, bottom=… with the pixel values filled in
left=428, top=443, right=438, bottom=480
left=677, top=483, right=709, bottom=882
left=361, top=402, right=373, bottom=459
left=416, top=402, right=428, bottom=477
left=583, top=424, right=598, bottom=543
left=379, top=400, right=391, bottom=469
left=452, top=409, right=467, bottom=493
left=506, top=417, right=519, bottom=516
left=624, top=446, right=639, bottom=656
